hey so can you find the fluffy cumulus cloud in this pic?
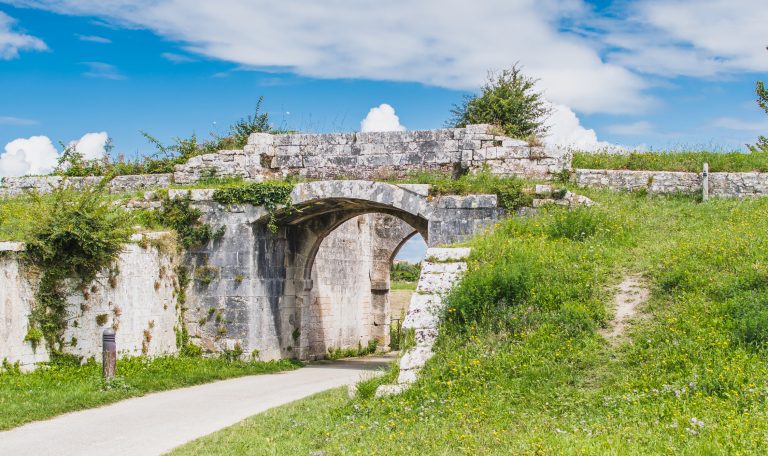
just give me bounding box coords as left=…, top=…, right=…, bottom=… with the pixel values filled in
left=544, top=104, right=622, bottom=152
left=3, top=0, right=649, bottom=114
left=360, top=104, right=405, bottom=132
left=0, top=11, right=47, bottom=59
left=0, top=135, right=59, bottom=177
left=0, top=132, right=110, bottom=177
left=69, top=131, right=109, bottom=159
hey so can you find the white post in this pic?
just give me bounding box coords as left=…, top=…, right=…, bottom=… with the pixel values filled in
left=702, top=162, right=709, bottom=202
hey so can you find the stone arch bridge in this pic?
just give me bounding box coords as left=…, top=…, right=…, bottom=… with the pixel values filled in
left=175, top=180, right=502, bottom=359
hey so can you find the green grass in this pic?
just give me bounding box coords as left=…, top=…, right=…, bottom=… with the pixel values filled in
left=391, top=280, right=418, bottom=291
left=573, top=149, right=768, bottom=172
left=172, top=189, right=768, bottom=455
left=0, top=355, right=300, bottom=430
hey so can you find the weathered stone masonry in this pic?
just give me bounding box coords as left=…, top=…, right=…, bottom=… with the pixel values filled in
left=574, top=169, right=768, bottom=197
left=177, top=181, right=503, bottom=360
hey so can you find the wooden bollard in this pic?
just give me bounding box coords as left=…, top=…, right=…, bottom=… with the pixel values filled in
left=102, top=328, right=116, bottom=381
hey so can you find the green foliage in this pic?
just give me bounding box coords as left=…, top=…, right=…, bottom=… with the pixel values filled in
left=55, top=98, right=274, bottom=177
left=573, top=150, right=768, bottom=172
left=0, top=354, right=301, bottom=430
left=726, top=291, right=768, bottom=349
left=448, top=65, right=550, bottom=139
left=145, top=194, right=225, bottom=248
left=212, top=182, right=294, bottom=232
left=390, top=262, right=421, bottom=282
left=22, top=183, right=133, bottom=353
left=545, top=207, right=611, bottom=241
left=749, top=79, right=768, bottom=153
left=326, top=340, right=378, bottom=360
left=402, top=169, right=533, bottom=211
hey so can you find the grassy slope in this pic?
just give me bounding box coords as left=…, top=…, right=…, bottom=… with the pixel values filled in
left=573, top=150, right=768, bottom=172
left=0, top=356, right=300, bottom=430
left=174, top=189, right=768, bottom=455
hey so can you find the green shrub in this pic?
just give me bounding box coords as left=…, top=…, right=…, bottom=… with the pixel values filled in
left=147, top=194, right=224, bottom=248
left=390, top=262, right=421, bottom=282
left=448, top=65, right=550, bottom=139
left=23, top=183, right=133, bottom=353
left=212, top=182, right=294, bottom=232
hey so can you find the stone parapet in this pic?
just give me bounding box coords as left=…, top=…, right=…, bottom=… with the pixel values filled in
left=574, top=169, right=768, bottom=197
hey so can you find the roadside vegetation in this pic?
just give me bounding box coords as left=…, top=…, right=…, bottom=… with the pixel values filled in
left=173, top=188, right=768, bottom=455
left=0, top=355, right=300, bottom=430
left=573, top=149, right=768, bottom=173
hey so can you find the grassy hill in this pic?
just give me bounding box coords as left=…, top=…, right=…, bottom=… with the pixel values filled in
left=173, top=187, right=768, bottom=455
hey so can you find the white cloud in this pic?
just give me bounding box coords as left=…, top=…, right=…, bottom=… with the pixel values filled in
left=605, top=0, right=768, bottom=77
left=604, top=121, right=654, bottom=136
left=75, top=33, right=111, bottom=43
left=161, top=52, right=195, bottom=63
left=0, top=11, right=47, bottom=59
left=69, top=131, right=109, bottom=159
left=4, top=0, right=649, bottom=114
left=0, top=135, right=59, bottom=177
left=0, top=116, right=38, bottom=126
left=0, top=132, right=110, bottom=177
left=82, top=62, right=125, bottom=80
left=712, top=117, right=768, bottom=132
left=360, top=104, right=405, bottom=132
left=544, top=103, right=623, bottom=152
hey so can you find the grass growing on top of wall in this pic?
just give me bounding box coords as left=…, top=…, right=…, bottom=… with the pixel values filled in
left=399, top=170, right=534, bottom=210
left=573, top=149, right=768, bottom=172
left=0, top=355, right=301, bottom=430
left=172, top=189, right=768, bottom=455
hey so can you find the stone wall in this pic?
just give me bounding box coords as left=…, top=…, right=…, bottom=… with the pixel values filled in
left=174, top=125, right=568, bottom=183
left=0, top=174, right=172, bottom=197
left=0, top=234, right=179, bottom=370
left=574, top=169, right=768, bottom=197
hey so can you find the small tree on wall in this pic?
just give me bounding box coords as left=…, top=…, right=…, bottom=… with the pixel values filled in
left=749, top=77, right=768, bottom=153
left=448, top=64, right=551, bottom=140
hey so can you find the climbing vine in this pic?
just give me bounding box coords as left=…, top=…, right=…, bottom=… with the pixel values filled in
left=212, top=182, right=294, bottom=232
left=23, top=183, right=133, bottom=359
left=151, top=193, right=225, bottom=248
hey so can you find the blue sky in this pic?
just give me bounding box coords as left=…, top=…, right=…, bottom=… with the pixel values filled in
left=0, top=0, right=767, bottom=170
left=0, top=0, right=765, bottom=260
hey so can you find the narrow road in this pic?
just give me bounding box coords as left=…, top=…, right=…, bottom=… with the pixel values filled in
left=0, top=355, right=394, bottom=456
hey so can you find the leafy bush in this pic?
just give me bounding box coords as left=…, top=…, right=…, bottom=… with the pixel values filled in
left=212, top=182, right=294, bottom=232
left=390, top=262, right=421, bottom=282
left=23, top=183, right=133, bottom=353
left=144, top=193, right=224, bottom=248
left=749, top=77, right=768, bottom=153
left=448, top=65, right=550, bottom=140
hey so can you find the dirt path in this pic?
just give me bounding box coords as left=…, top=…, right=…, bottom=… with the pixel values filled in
left=603, top=275, right=649, bottom=343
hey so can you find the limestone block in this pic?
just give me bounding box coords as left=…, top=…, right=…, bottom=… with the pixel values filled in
left=425, top=247, right=471, bottom=262
left=248, top=133, right=274, bottom=146
left=399, top=345, right=434, bottom=370
left=0, top=241, right=25, bottom=251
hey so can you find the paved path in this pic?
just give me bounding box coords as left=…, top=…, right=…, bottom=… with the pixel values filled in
left=0, top=355, right=394, bottom=456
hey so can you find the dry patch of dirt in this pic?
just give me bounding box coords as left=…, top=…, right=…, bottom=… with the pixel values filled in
left=602, top=275, right=649, bottom=344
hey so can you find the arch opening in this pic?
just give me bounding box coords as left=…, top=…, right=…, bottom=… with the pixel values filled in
left=298, top=212, right=422, bottom=359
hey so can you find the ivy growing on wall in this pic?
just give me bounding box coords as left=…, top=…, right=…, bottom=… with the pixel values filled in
left=212, top=182, right=294, bottom=232
left=149, top=193, right=225, bottom=248
left=22, top=183, right=133, bottom=359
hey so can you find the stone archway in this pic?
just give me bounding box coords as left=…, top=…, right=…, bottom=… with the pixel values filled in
left=181, top=180, right=502, bottom=360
